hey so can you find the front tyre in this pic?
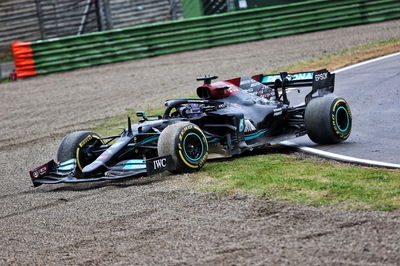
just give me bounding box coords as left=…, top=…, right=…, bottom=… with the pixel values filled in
left=57, top=131, right=104, bottom=176
left=305, top=95, right=352, bottom=144
left=158, top=122, right=208, bottom=174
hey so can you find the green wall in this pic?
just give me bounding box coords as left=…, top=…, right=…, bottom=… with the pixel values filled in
left=182, top=0, right=204, bottom=18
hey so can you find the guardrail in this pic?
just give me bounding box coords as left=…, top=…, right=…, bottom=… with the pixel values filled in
left=12, top=0, right=400, bottom=78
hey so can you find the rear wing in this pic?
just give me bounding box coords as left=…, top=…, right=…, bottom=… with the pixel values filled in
left=252, top=69, right=335, bottom=104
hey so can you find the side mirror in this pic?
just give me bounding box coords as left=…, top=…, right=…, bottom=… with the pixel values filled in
left=136, top=111, right=146, bottom=117
left=136, top=111, right=148, bottom=121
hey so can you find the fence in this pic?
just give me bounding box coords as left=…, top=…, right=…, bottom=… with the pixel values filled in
left=0, top=0, right=104, bottom=51
left=0, top=0, right=182, bottom=51
left=107, top=0, right=182, bottom=29
left=0, top=0, right=41, bottom=46
left=12, top=0, right=400, bottom=78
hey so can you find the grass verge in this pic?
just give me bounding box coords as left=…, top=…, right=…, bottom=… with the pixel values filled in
left=192, top=153, right=400, bottom=211
left=270, top=37, right=400, bottom=73
left=92, top=38, right=400, bottom=210
left=0, top=50, right=13, bottom=63
left=0, top=78, right=10, bottom=84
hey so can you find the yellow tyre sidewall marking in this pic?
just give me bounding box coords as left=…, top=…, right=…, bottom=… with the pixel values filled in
left=76, top=135, right=103, bottom=171
left=331, top=99, right=352, bottom=139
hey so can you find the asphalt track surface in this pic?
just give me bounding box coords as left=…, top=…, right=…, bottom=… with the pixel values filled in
left=289, top=53, right=400, bottom=165
left=1, top=20, right=400, bottom=265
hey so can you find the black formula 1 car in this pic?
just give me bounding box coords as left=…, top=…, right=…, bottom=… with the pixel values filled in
left=30, top=69, right=352, bottom=187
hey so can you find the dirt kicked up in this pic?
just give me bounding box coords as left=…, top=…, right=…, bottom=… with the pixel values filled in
left=1, top=20, right=399, bottom=265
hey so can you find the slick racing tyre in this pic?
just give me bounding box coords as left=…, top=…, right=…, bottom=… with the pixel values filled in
left=158, top=122, right=208, bottom=174
left=57, top=131, right=104, bottom=177
left=305, top=95, right=352, bottom=144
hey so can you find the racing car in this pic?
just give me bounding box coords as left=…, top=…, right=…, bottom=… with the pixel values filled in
left=29, top=69, right=352, bottom=187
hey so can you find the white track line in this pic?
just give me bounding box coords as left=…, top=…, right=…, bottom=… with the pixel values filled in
left=280, top=52, right=400, bottom=169
left=280, top=141, right=400, bottom=169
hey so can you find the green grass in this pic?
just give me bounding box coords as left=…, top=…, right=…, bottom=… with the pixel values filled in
left=0, top=51, right=13, bottom=63
left=0, top=50, right=13, bottom=83
left=0, top=78, right=10, bottom=84
left=194, top=154, right=400, bottom=211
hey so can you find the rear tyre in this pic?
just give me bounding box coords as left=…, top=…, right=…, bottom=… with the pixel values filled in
left=305, top=95, right=352, bottom=144
left=57, top=131, right=104, bottom=176
left=158, top=122, right=208, bottom=174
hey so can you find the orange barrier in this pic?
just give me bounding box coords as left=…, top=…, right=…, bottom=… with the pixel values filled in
left=11, top=41, right=37, bottom=78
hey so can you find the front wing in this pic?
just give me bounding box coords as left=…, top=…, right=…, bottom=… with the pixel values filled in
left=29, top=155, right=173, bottom=187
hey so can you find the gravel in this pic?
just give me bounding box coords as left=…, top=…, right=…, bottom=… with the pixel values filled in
left=0, top=20, right=399, bottom=265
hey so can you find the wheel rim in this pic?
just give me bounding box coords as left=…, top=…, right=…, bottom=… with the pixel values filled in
left=183, top=133, right=204, bottom=161
left=335, top=106, right=350, bottom=133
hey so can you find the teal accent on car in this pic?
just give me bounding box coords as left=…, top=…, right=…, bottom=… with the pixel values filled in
left=335, top=106, right=350, bottom=132
left=58, top=159, right=76, bottom=171
left=244, top=129, right=268, bottom=141
left=262, top=72, right=314, bottom=83
left=126, top=159, right=145, bottom=164
left=262, top=75, right=281, bottom=83
left=123, top=164, right=146, bottom=170
left=183, top=132, right=204, bottom=161
left=140, top=136, right=159, bottom=145
left=59, top=159, right=75, bottom=166
left=239, top=118, right=245, bottom=132
left=207, top=137, right=219, bottom=143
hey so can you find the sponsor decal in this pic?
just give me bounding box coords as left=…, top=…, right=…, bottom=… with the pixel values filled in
left=262, top=72, right=314, bottom=83
left=32, top=171, right=39, bottom=179
left=153, top=158, right=167, bottom=169
left=79, top=135, right=93, bottom=148
left=315, top=72, right=328, bottom=81
left=223, top=85, right=240, bottom=95
left=290, top=72, right=314, bottom=81
left=29, top=161, right=55, bottom=180
left=179, top=125, right=193, bottom=141
left=262, top=75, right=281, bottom=83
left=146, top=155, right=173, bottom=175
left=76, top=135, right=103, bottom=170
left=39, top=166, right=47, bottom=175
